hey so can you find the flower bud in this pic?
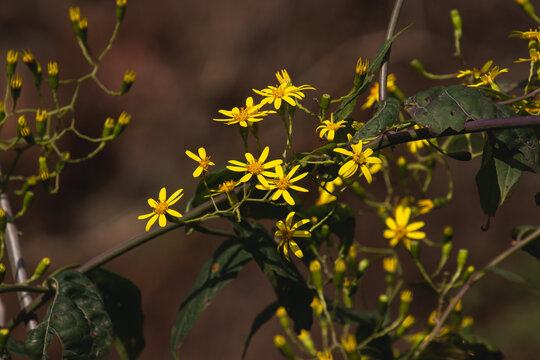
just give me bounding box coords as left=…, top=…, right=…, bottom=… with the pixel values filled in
left=33, top=257, right=51, bottom=278
left=397, top=156, right=407, bottom=178
left=396, top=315, right=415, bottom=338
left=0, top=101, right=5, bottom=123
left=409, top=240, right=420, bottom=260
left=349, top=181, right=366, bottom=199
left=461, top=265, right=475, bottom=283
left=297, top=330, right=316, bottom=356
left=516, top=0, right=539, bottom=22
left=0, top=264, right=5, bottom=284
left=35, top=109, right=48, bottom=138
left=0, top=328, right=8, bottom=351
left=457, top=249, right=468, bottom=272
left=0, top=210, right=6, bottom=234
left=116, top=0, right=127, bottom=22
left=358, top=258, right=369, bottom=275
left=310, top=260, right=323, bottom=291
left=310, top=297, right=323, bottom=316
left=443, top=225, right=454, bottom=242
left=377, top=294, right=388, bottom=316
left=17, top=115, right=34, bottom=144
left=354, top=57, right=369, bottom=88
left=334, top=258, right=346, bottom=291
left=69, top=7, right=81, bottom=36
left=450, top=9, right=462, bottom=40
left=410, top=59, right=426, bottom=75
left=56, top=152, right=70, bottom=174
left=121, top=70, right=136, bottom=95
left=113, top=111, right=131, bottom=137
left=38, top=156, right=49, bottom=181
left=47, top=61, right=59, bottom=91
left=317, top=350, right=333, bottom=360
left=22, top=49, right=37, bottom=73
left=10, top=74, right=22, bottom=104
left=347, top=243, right=357, bottom=268
left=77, top=17, right=89, bottom=43
left=16, top=191, right=35, bottom=218
left=273, top=335, right=295, bottom=360
left=319, top=93, right=331, bottom=114
left=399, top=290, right=413, bottom=318
left=6, top=50, right=18, bottom=79
left=341, top=333, right=360, bottom=360
left=276, top=306, right=289, bottom=331
left=102, top=117, right=115, bottom=138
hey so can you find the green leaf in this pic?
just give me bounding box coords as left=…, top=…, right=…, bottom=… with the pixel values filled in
left=333, top=28, right=407, bottom=122
left=490, top=127, right=540, bottom=173
left=514, top=225, right=540, bottom=260
left=170, top=238, right=252, bottom=359
left=24, top=270, right=113, bottom=360
left=232, top=220, right=313, bottom=333
left=405, top=85, right=514, bottom=134
left=241, top=302, right=279, bottom=360
left=485, top=265, right=540, bottom=299
left=86, top=268, right=145, bottom=360
left=351, top=97, right=401, bottom=143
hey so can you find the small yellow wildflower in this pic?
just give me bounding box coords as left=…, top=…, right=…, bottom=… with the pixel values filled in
left=317, top=350, right=333, bottom=360
left=316, top=177, right=342, bottom=205
left=417, top=199, right=434, bottom=214
left=257, top=164, right=309, bottom=205
left=227, top=146, right=282, bottom=187
left=515, top=48, right=540, bottom=63
left=6, top=50, right=18, bottom=64
left=185, top=147, right=215, bottom=177
left=138, top=187, right=183, bottom=231
left=253, top=71, right=315, bottom=110
left=123, top=70, right=136, bottom=83
left=69, top=7, right=81, bottom=22
left=361, top=74, right=397, bottom=109
left=214, top=97, right=274, bottom=127
left=356, top=57, right=370, bottom=75
left=341, top=334, right=358, bottom=353
left=457, top=60, right=493, bottom=79
left=210, top=179, right=238, bottom=195
left=333, top=137, right=382, bottom=182
left=316, top=113, right=347, bottom=142
left=509, top=28, right=540, bottom=41
left=47, top=62, right=58, bottom=76
left=458, top=61, right=508, bottom=91
left=383, top=257, right=397, bottom=273
left=383, top=205, right=426, bottom=247
left=274, top=211, right=310, bottom=260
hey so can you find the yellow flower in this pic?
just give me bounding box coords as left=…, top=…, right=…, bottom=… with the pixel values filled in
left=383, top=257, right=397, bottom=273
left=457, top=60, right=493, bottom=79
left=253, top=71, right=315, bottom=110
left=417, top=199, right=434, bottom=214
left=274, top=211, right=310, bottom=260
left=407, top=125, right=430, bottom=154
left=210, top=179, right=238, bottom=195
left=316, top=113, right=347, bottom=141
left=356, top=57, right=370, bottom=75
left=257, top=164, right=309, bottom=205
left=317, top=350, right=333, bottom=360
left=515, top=48, right=540, bottom=63
left=341, top=334, right=358, bottom=353
left=185, top=147, right=215, bottom=177
left=361, top=74, right=396, bottom=109
left=509, top=28, right=540, bottom=41
left=227, top=146, right=282, bottom=187
left=316, top=177, right=342, bottom=205
left=468, top=66, right=508, bottom=91
left=383, top=205, right=426, bottom=247
left=333, top=138, right=382, bottom=182
left=213, top=97, right=274, bottom=127
left=138, top=187, right=183, bottom=231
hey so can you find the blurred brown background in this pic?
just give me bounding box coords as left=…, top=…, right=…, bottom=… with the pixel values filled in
left=1, top=0, right=540, bottom=359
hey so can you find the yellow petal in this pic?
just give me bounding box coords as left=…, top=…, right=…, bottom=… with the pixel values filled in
left=282, top=191, right=295, bottom=205
left=166, top=209, right=183, bottom=218
left=145, top=214, right=158, bottom=231
left=158, top=187, right=167, bottom=202
left=198, top=147, right=207, bottom=159
left=138, top=212, right=155, bottom=220
left=147, top=198, right=157, bottom=208
left=259, top=146, right=270, bottom=163
left=185, top=150, right=200, bottom=162
left=158, top=214, right=167, bottom=227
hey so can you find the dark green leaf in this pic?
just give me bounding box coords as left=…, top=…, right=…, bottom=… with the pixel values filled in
left=405, top=86, right=514, bottom=134
left=24, top=270, right=113, bottom=360
left=241, top=302, right=279, bottom=360
left=232, top=220, right=313, bottom=333
left=514, top=225, right=540, bottom=260
left=86, top=268, right=145, bottom=360
left=490, top=127, right=540, bottom=173
left=352, top=97, right=401, bottom=143
left=453, top=332, right=503, bottom=360
left=170, top=238, right=251, bottom=359
left=7, top=337, right=26, bottom=357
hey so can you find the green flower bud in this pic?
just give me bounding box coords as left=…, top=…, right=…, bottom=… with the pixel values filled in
left=276, top=306, right=289, bottom=331
left=461, top=265, right=475, bottom=283
left=6, top=50, right=18, bottom=79
left=35, top=109, right=48, bottom=138
left=273, top=335, right=295, bottom=360
left=450, top=9, right=462, bottom=39
left=116, top=0, right=127, bottom=22
left=10, top=74, right=22, bottom=104
left=33, top=257, right=50, bottom=278
left=78, top=17, right=89, bottom=43
left=69, top=7, right=81, bottom=37
left=297, top=330, right=316, bottom=356
left=358, top=258, right=369, bottom=275
left=17, top=115, right=34, bottom=144
left=396, top=315, right=415, bottom=338
left=334, top=258, right=346, bottom=291
left=409, top=240, right=420, bottom=260
left=354, top=57, right=369, bottom=88
left=443, top=225, right=454, bottom=242
left=410, top=59, right=426, bottom=74
left=121, top=70, right=136, bottom=95
left=38, top=156, right=49, bottom=181
left=342, top=333, right=360, bottom=360
left=0, top=101, right=5, bottom=123
left=349, top=181, right=366, bottom=199
left=457, top=249, right=468, bottom=272
left=16, top=191, right=35, bottom=218
left=320, top=93, right=331, bottom=114
left=47, top=61, right=59, bottom=92
left=310, top=260, right=323, bottom=291
left=377, top=294, right=388, bottom=316
left=0, top=328, right=8, bottom=351
left=102, top=117, right=115, bottom=138
left=397, top=156, right=407, bottom=178
left=56, top=152, right=70, bottom=174
left=399, top=290, right=412, bottom=318
left=0, top=210, right=6, bottom=233
left=0, top=264, right=5, bottom=284
left=113, top=111, right=131, bottom=137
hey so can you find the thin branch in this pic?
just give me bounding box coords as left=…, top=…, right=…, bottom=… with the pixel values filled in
left=379, top=0, right=405, bottom=101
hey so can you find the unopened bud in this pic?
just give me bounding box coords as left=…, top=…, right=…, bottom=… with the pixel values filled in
left=10, top=74, right=22, bottom=103
left=310, top=260, right=323, bottom=291
left=0, top=102, right=5, bottom=122
left=409, top=240, right=420, bottom=260
left=310, top=297, right=323, bottom=316
left=377, top=294, right=388, bottom=316
left=320, top=94, right=331, bottom=113
left=102, top=117, right=115, bottom=138
left=396, top=315, right=415, bottom=337
left=17, top=115, right=34, bottom=144
left=17, top=191, right=35, bottom=218
left=33, top=257, right=51, bottom=278
left=78, top=17, right=89, bottom=43
left=273, top=335, right=295, bottom=360
left=0, top=328, right=8, bottom=350
left=35, top=109, right=48, bottom=138
left=399, top=290, right=412, bottom=317
left=297, top=330, right=316, bottom=356
left=461, top=265, right=475, bottom=283
left=443, top=225, right=454, bottom=242
left=450, top=9, right=462, bottom=39
left=38, top=156, right=49, bottom=181
left=276, top=306, right=289, bottom=331
left=410, top=59, right=426, bottom=74
left=457, top=249, right=468, bottom=271
left=341, top=333, right=360, bottom=360
left=113, top=111, right=131, bottom=137
left=6, top=50, right=18, bottom=79
left=358, top=258, right=369, bottom=275
left=116, top=0, right=127, bottom=22
left=0, top=210, right=6, bottom=233
left=0, top=264, right=5, bottom=284
left=334, top=258, right=346, bottom=291
left=121, top=70, right=136, bottom=94
left=47, top=61, right=59, bottom=91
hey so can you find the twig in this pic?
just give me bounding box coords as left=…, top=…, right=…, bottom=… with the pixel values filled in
left=379, top=0, right=405, bottom=101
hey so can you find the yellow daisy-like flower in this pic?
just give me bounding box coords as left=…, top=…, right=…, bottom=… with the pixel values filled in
left=316, top=113, right=347, bottom=142
left=383, top=205, right=426, bottom=247
left=209, top=179, right=238, bottom=195
left=333, top=138, right=382, bottom=182
left=253, top=73, right=315, bottom=110
left=457, top=60, right=493, bottom=79
left=468, top=66, right=508, bottom=91
left=213, top=97, right=274, bottom=127
left=407, top=125, right=430, bottom=155
left=185, top=147, right=215, bottom=177
left=515, top=48, right=540, bottom=63
left=509, top=28, right=540, bottom=41
left=138, top=187, right=183, bottom=231
left=317, top=350, right=333, bottom=360
left=356, top=57, right=370, bottom=75
left=257, top=164, right=309, bottom=205
left=274, top=211, right=310, bottom=261
left=361, top=74, right=397, bottom=110
left=227, top=146, right=282, bottom=187
left=417, top=199, right=434, bottom=214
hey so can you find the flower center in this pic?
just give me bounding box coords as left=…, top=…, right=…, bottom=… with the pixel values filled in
left=154, top=201, right=168, bottom=215
left=218, top=180, right=236, bottom=193
left=246, top=161, right=264, bottom=175
left=279, top=229, right=293, bottom=241
left=326, top=122, right=340, bottom=131
left=272, top=87, right=285, bottom=98
left=199, top=156, right=212, bottom=171
left=274, top=177, right=291, bottom=190
left=394, top=226, right=407, bottom=240
left=352, top=152, right=366, bottom=165
left=233, top=108, right=250, bottom=123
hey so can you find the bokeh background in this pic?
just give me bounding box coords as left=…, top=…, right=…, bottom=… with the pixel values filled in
left=1, top=0, right=540, bottom=359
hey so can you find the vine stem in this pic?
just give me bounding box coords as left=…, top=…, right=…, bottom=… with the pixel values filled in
left=414, top=226, right=540, bottom=357
left=0, top=191, right=37, bottom=331
left=379, top=0, right=405, bottom=102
